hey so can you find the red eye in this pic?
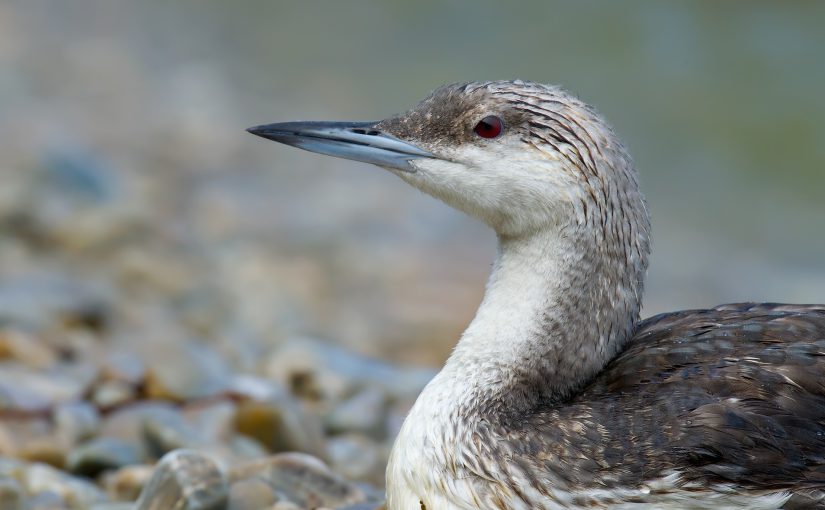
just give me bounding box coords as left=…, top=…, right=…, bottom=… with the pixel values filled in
left=473, top=115, right=503, bottom=139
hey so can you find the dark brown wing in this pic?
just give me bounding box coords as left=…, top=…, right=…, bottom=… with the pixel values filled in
left=508, top=303, right=825, bottom=499
left=589, top=303, right=825, bottom=488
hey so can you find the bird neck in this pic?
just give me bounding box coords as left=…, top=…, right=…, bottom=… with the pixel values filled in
left=438, top=224, right=642, bottom=417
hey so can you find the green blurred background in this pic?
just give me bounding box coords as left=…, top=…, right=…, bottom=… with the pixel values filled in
left=2, top=1, right=824, bottom=365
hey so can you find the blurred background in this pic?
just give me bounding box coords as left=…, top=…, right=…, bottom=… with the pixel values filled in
left=1, top=0, right=824, bottom=498
left=0, top=0, right=823, bottom=385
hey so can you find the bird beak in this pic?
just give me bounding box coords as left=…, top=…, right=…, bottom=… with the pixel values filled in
left=247, top=120, right=434, bottom=172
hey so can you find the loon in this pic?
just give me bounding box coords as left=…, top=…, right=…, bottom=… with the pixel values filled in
left=248, top=81, right=825, bottom=509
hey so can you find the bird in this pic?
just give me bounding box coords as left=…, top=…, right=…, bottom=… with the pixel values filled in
left=248, top=80, right=825, bottom=510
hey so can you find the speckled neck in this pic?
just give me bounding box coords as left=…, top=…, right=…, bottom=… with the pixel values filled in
left=440, top=223, right=642, bottom=417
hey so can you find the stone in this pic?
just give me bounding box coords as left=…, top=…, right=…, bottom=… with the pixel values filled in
left=91, top=380, right=137, bottom=409
left=142, top=410, right=200, bottom=457
left=2, top=418, right=66, bottom=467
left=229, top=453, right=365, bottom=509
left=0, top=364, right=87, bottom=412
left=24, top=462, right=107, bottom=508
left=326, top=434, right=384, bottom=484
left=0, top=476, right=24, bottom=510
left=53, top=401, right=101, bottom=446
left=25, top=490, right=67, bottom=509
left=142, top=339, right=232, bottom=401
left=231, top=375, right=325, bottom=458
left=0, top=328, right=56, bottom=369
left=66, top=437, right=142, bottom=477
left=100, top=401, right=181, bottom=459
left=134, top=449, right=228, bottom=510
left=181, top=400, right=236, bottom=445
left=226, top=477, right=276, bottom=510
left=325, top=387, right=388, bottom=439
left=102, top=464, right=154, bottom=502
left=0, top=272, right=110, bottom=334
left=265, top=337, right=435, bottom=404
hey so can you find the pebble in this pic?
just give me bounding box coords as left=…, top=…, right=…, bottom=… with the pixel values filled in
left=24, top=462, right=108, bottom=508
left=0, top=476, right=24, bottom=510
left=0, top=364, right=87, bottom=412
left=226, top=477, right=277, bottom=510
left=99, top=401, right=181, bottom=459
left=325, top=387, right=388, bottom=439
left=327, top=434, right=385, bottom=484
left=230, top=453, right=365, bottom=509
left=0, top=328, right=56, bottom=369
left=142, top=410, right=201, bottom=457
left=231, top=375, right=326, bottom=458
left=102, top=464, right=155, bottom=502
left=66, top=437, right=142, bottom=477
left=265, top=337, right=435, bottom=404
left=91, top=380, right=137, bottom=409
left=53, top=401, right=101, bottom=446
left=142, top=339, right=233, bottom=401
left=135, top=449, right=228, bottom=510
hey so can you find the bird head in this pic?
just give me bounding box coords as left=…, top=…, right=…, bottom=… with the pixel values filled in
left=249, top=80, right=647, bottom=239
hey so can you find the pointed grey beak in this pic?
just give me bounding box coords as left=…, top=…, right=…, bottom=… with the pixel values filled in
left=247, top=120, right=433, bottom=172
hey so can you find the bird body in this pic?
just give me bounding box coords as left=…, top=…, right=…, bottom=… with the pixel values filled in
left=249, top=81, right=825, bottom=509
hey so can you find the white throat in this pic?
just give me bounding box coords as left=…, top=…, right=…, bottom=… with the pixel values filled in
left=388, top=222, right=643, bottom=509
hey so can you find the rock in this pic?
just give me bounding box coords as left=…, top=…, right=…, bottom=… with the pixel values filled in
left=229, top=453, right=365, bottom=509
left=226, top=477, right=276, bottom=510
left=142, top=410, right=201, bottom=457
left=99, top=350, right=145, bottom=385
left=99, top=401, right=181, bottom=459
left=2, top=418, right=66, bottom=467
left=135, top=449, right=228, bottom=510
left=181, top=400, right=236, bottom=445
left=0, top=364, right=88, bottom=412
left=264, top=337, right=435, bottom=404
left=0, top=272, right=109, bottom=334
left=16, top=438, right=67, bottom=469
left=26, top=490, right=67, bottom=509
left=53, top=401, right=101, bottom=446
left=91, top=380, right=137, bottom=409
left=142, top=339, right=232, bottom=401
left=0, top=476, right=24, bottom=510
left=326, top=434, right=384, bottom=484
left=102, top=464, right=154, bottom=502
left=66, top=437, right=142, bottom=477
left=271, top=502, right=302, bottom=510
left=231, top=375, right=325, bottom=458
left=325, top=387, right=388, bottom=439
left=24, top=462, right=107, bottom=508
left=0, top=328, right=56, bottom=369
left=90, top=504, right=136, bottom=510
left=0, top=456, right=27, bottom=478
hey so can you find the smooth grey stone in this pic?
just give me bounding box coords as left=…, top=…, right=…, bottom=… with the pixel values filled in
left=102, top=464, right=154, bottom=502
left=229, top=453, right=365, bottom=509
left=265, top=337, right=435, bottom=403
left=141, top=339, right=232, bottom=401
left=230, top=375, right=326, bottom=459
left=134, top=449, right=227, bottom=510
left=226, top=477, right=276, bottom=510
left=142, top=411, right=200, bottom=458
left=0, top=476, right=24, bottom=510
left=327, top=434, right=384, bottom=484
left=90, top=504, right=136, bottom=510
left=24, top=462, right=107, bottom=508
left=54, top=401, right=101, bottom=445
left=66, top=437, right=142, bottom=477
left=325, top=387, right=388, bottom=439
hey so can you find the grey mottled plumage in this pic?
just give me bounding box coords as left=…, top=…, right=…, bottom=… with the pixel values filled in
left=248, top=81, right=825, bottom=509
